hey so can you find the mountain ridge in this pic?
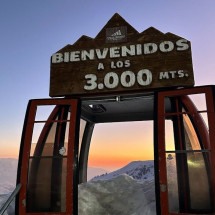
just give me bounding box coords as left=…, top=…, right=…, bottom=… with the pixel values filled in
left=91, top=160, right=154, bottom=182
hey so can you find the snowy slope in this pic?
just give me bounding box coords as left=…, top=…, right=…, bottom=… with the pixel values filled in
left=80, top=161, right=156, bottom=214
left=0, top=158, right=18, bottom=194
left=0, top=158, right=18, bottom=215
left=79, top=174, right=156, bottom=215
left=91, top=160, right=154, bottom=182
left=0, top=159, right=158, bottom=214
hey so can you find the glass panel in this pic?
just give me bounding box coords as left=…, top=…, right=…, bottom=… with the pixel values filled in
left=31, top=123, right=45, bottom=156
left=35, top=105, right=56, bottom=121
left=200, top=112, right=209, bottom=129
left=183, top=111, right=210, bottom=151
left=164, top=97, right=173, bottom=114
left=165, top=120, right=175, bottom=151
left=61, top=121, right=69, bottom=156
left=79, top=119, right=87, bottom=154
left=27, top=104, right=71, bottom=213
left=160, top=89, right=214, bottom=214
left=27, top=157, right=67, bottom=212
left=166, top=153, right=179, bottom=212
left=32, top=123, right=45, bottom=144
left=31, top=107, right=70, bottom=157
left=188, top=94, right=207, bottom=111
left=182, top=105, right=211, bottom=210
left=183, top=113, right=201, bottom=150
left=187, top=152, right=211, bottom=210
left=31, top=121, right=58, bottom=156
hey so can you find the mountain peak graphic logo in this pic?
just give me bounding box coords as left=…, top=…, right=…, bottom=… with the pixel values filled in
left=106, top=26, right=127, bottom=43
left=111, top=30, right=122, bottom=37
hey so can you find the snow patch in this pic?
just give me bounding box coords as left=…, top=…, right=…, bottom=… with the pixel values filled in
left=79, top=174, right=156, bottom=215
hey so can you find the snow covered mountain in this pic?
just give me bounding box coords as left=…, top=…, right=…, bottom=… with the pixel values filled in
left=0, top=159, right=160, bottom=214
left=79, top=174, right=156, bottom=214
left=91, top=160, right=154, bottom=182
left=79, top=160, right=156, bottom=214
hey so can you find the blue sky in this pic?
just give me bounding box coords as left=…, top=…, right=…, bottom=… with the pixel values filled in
left=1, top=0, right=215, bottom=157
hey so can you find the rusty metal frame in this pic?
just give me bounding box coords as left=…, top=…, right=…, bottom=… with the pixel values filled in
left=155, top=85, right=215, bottom=215
left=16, top=85, right=215, bottom=215
left=16, top=98, right=80, bottom=215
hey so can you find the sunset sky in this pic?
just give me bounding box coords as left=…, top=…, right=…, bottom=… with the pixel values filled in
left=1, top=1, right=215, bottom=171
left=88, top=121, right=154, bottom=171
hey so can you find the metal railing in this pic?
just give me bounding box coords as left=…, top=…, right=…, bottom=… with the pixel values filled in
left=0, top=184, right=21, bottom=215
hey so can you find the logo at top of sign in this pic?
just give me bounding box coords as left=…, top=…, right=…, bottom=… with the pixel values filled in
left=111, top=30, right=122, bottom=37
left=106, top=26, right=127, bottom=43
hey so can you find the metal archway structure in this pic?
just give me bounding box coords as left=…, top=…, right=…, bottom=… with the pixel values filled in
left=16, top=85, right=215, bottom=214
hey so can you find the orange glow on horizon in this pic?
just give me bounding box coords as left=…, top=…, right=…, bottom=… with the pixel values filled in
left=0, top=145, right=19, bottom=158
left=88, top=151, right=153, bottom=171
left=88, top=121, right=154, bottom=171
